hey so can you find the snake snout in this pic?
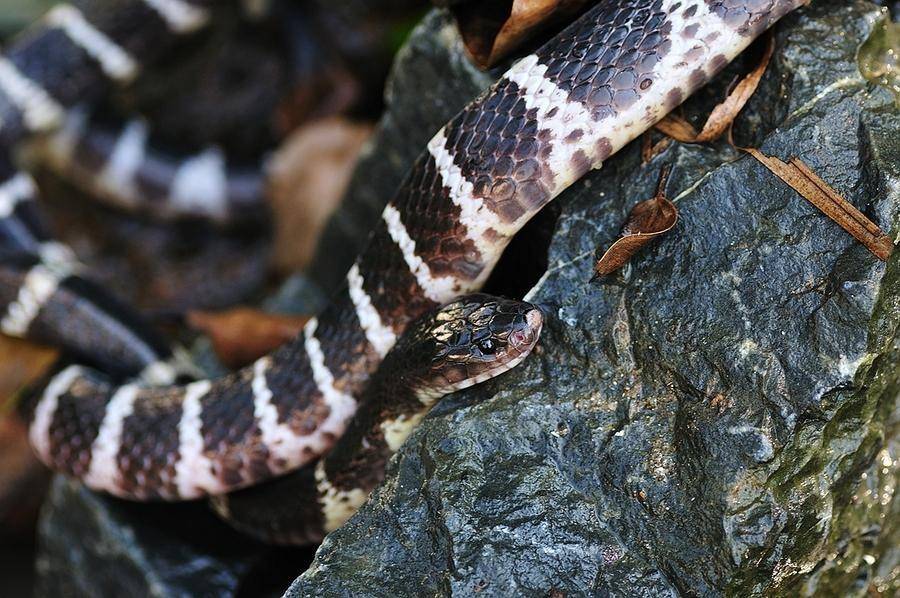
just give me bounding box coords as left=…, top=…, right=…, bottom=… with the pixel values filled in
left=510, top=308, right=543, bottom=350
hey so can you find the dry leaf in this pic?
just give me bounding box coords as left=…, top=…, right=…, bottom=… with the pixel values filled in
left=641, top=131, right=672, bottom=163
left=738, top=148, right=894, bottom=261
left=0, top=415, right=49, bottom=531
left=268, top=117, right=373, bottom=273
left=451, top=0, right=593, bottom=69
left=655, top=34, right=774, bottom=143
left=593, top=167, right=678, bottom=278
left=0, top=336, right=56, bottom=529
left=0, top=335, right=58, bottom=412
left=654, top=113, right=699, bottom=141
left=188, top=308, right=309, bottom=369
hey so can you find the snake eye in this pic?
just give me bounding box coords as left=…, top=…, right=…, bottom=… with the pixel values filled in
left=477, top=338, right=497, bottom=355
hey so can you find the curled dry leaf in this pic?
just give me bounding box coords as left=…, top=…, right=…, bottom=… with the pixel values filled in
left=0, top=336, right=57, bottom=528
left=187, top=308, right=309, bottom=369
left=655, top=33, right=774, bottom=143
left=641, top=131, right=673, bottom=163
left=450, top=0, right=593, bottom=69
left=593, top=167, right=678, bottom=278
left=653, top=113, right=699, bottom=142
left=738, top=148, right=894, bottom=261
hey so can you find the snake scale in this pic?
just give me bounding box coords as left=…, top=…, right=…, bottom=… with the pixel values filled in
left=0, top=0, right=803, bottom=541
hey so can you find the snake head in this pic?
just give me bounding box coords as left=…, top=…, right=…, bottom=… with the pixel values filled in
left=411, top=294, right=543, bottom=403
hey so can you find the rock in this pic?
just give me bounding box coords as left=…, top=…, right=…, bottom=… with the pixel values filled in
left=287, top=2, right=900, bottom=596
left=35, top=477, right=307, bottom=597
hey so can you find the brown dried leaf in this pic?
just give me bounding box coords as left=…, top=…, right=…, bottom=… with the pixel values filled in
left=0, top=336, right=58, bottom=412
left=452, top=0, right=593, bottom=69
left=655, top=34, right=774, bottom=143
left=0, top=415, right=49, bottom=530
left=654, top=113, right=698, bottom=141
left=738, top=149, right=894, bottom=261
left=268, top=118, right=373, bottom=273
left=594, top=167, right=678, bottom=278
left=641, top=131, right=673, bottom=163
left=0, top=335, right=57, bottom=525
left=187, top=308, right=309, bottom=369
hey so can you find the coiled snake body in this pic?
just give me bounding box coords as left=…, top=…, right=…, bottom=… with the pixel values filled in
left=35, top=106, right=268, bottom=223
left=1, top=0, right=803, bottom=539
left=0, top=0, right=217, bottom=381
left=214, top=295, right=542, bottom=544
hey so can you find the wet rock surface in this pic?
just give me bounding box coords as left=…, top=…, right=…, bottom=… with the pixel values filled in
left=289, top=2, right=900, bottom=596
left=36, top=2, right=899, bottom=597
left=36, top=478, right=307, bottom=597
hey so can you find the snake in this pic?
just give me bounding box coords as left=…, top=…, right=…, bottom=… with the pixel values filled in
left=24, top=0, right=399, bottom=226
left=0, top=0, right=219, bottom=384
left=34, top=105, right=269, bottom=223
left=2, top=0, right=803, bottom=520
left=0, top=251, right=177, bottom=380
left=26, top=0, right=341, bottom=225
left=0, top=0, right=392, bottom=377
left=211, top=294, right=542, bottom=544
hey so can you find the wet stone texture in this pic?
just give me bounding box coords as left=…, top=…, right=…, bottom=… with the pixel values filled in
left=36, top=478, right=305, bottom=597
left=289, top=2, right=900, bottom=596
left=36, top=2, right=900, bottom=597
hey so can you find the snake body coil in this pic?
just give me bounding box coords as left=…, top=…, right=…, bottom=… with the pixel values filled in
left=0, top=0, right=217, bottom=382
left=1, top=0, right=804, bottom=501
left=213, top=295, right=543, bottom=544
left=34, top=107, right=267, bottom=223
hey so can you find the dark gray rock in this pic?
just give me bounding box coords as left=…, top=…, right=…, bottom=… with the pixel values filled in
left=35, top=477, right=307, bottom=597
left=287, top=2, right=900, bottom=596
